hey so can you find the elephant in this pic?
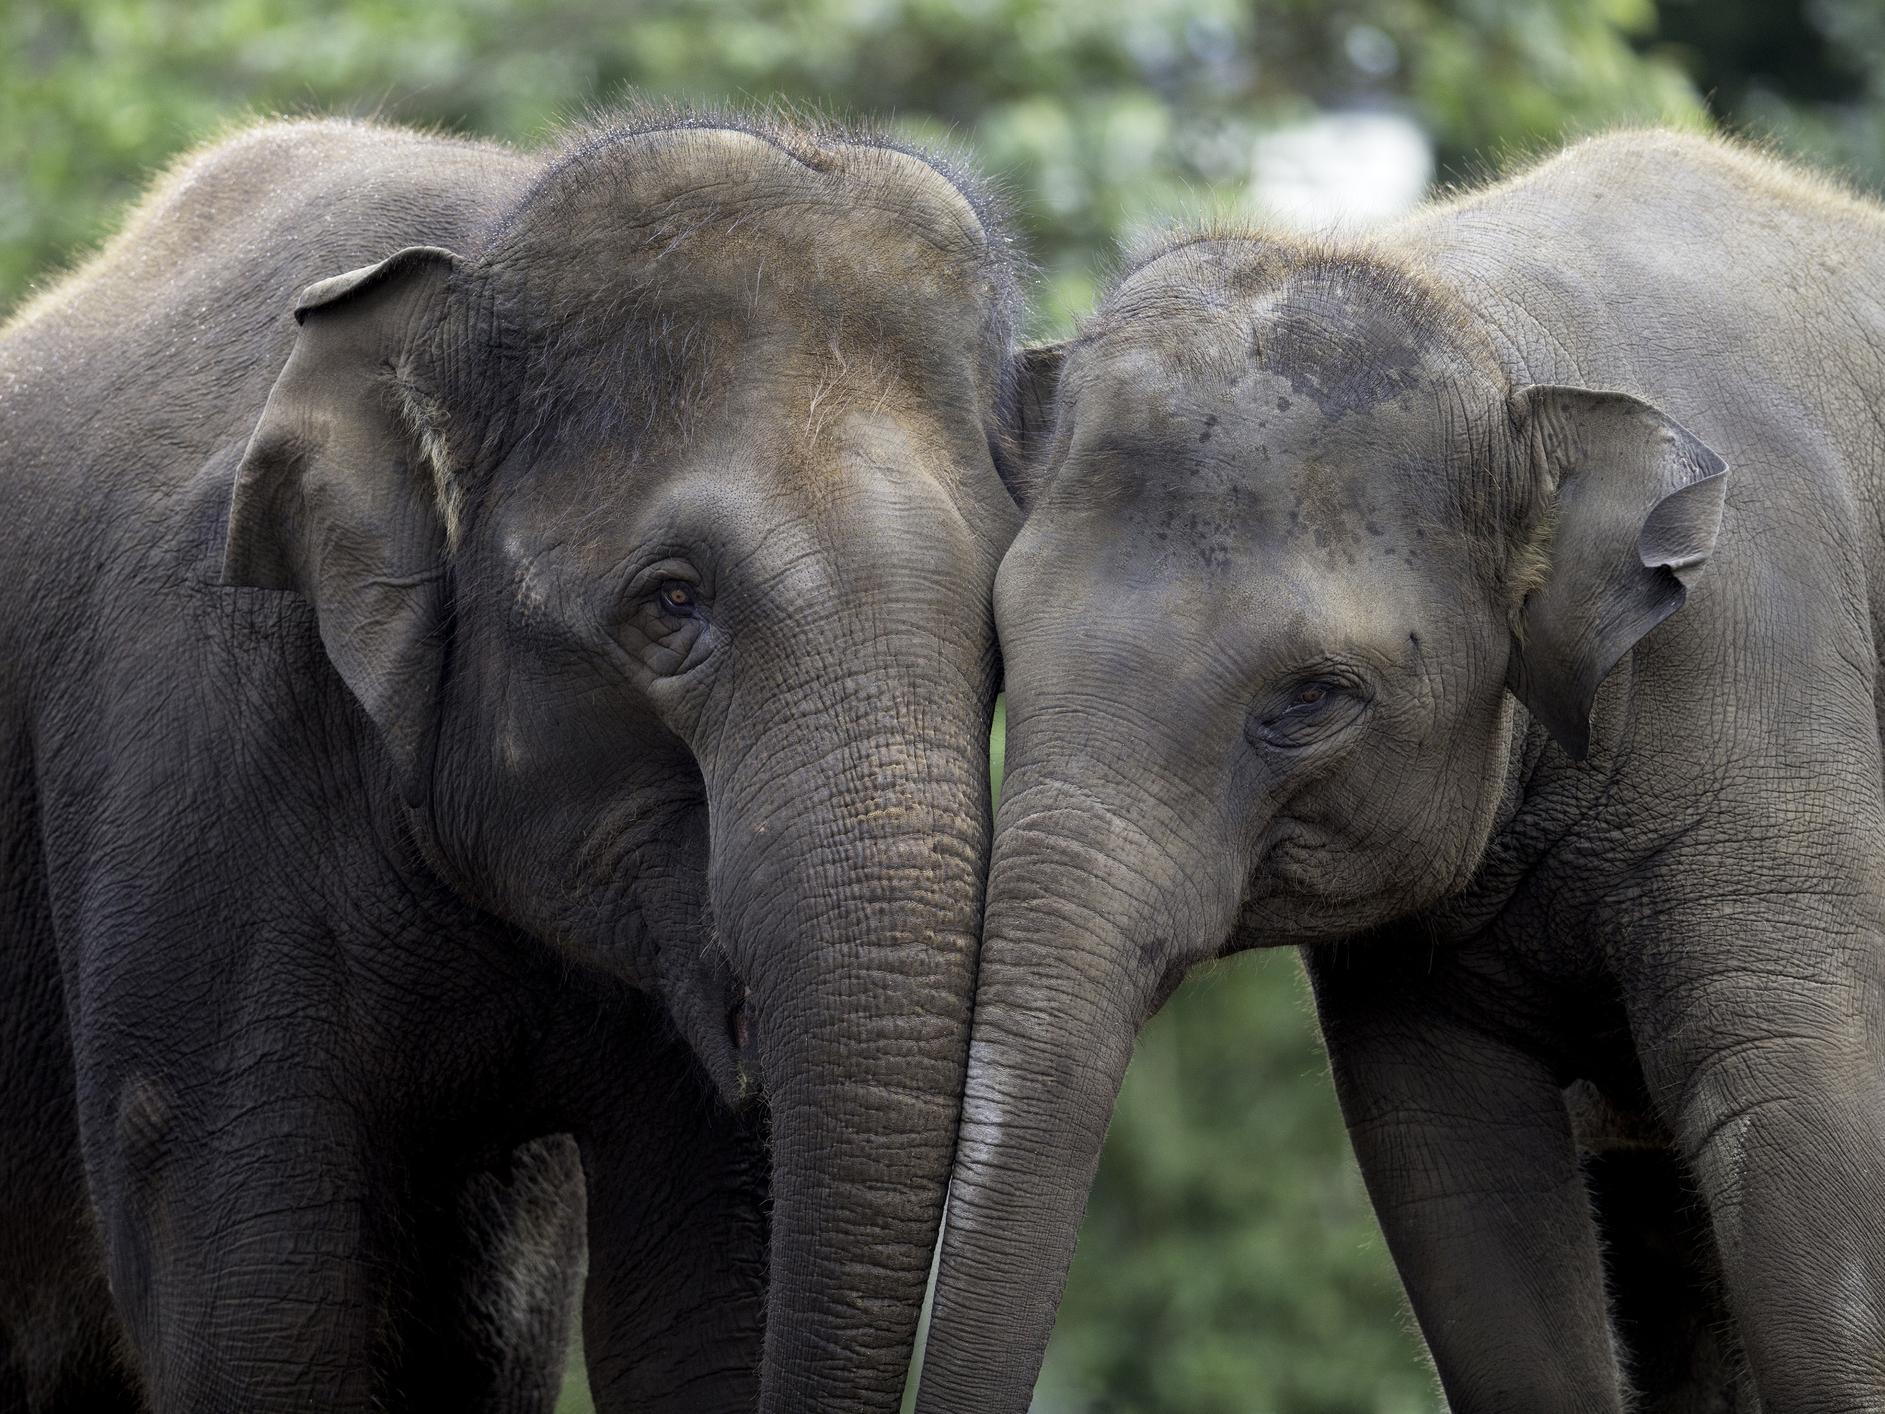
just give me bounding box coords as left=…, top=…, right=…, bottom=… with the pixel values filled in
left=0, top=106, right=1024, bottom=1413
left=912, top=129, right=1885, bottom=1413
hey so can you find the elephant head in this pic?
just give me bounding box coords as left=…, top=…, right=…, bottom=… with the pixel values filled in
left=914, top=235, right=1726, bottom=1410
left=223, top=112, right=1024, bottom=1414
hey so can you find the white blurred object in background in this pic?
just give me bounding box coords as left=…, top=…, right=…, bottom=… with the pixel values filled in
left=1250, top=110, right=1433, bottom=231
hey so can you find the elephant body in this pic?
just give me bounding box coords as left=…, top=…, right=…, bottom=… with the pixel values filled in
left=1, top=111, right=1020, bottom=1412
left=1313, top=133, right=1882, bottom=1410
left=918, top=131, right=1885, bottom=1412
left=0, top=125, right=583, bottom=1413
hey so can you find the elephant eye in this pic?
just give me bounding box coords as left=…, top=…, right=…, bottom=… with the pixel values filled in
left=1249, top=675, right=1367, bottom=749
left=1276, top=680, right=1337, bottom=716
left=655, top=581, right=698, bottom=615
left=618, top=563, right=713, bottom=678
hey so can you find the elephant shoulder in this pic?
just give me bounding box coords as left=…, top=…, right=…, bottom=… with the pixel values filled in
left=3, top=119, right=529, bottom=349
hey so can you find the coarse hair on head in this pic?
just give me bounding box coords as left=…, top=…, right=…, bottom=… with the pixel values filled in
left=441, top=99, right=1026, bottom=483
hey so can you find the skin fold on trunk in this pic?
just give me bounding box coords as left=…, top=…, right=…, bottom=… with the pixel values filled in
left=718, top=678, right=993, bottom=1414
left=914, top=768, right=1240, bottom=1412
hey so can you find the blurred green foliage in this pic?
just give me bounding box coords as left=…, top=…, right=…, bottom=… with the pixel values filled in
left=9, top=3, right=1880, bottom=1411
left=3, top=0, right=1717, bottom=330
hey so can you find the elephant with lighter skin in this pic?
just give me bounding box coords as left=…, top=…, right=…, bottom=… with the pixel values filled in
left=0, top=108, right=1023, bottom=1412
left=914, top=130, right=1885, bottom=1413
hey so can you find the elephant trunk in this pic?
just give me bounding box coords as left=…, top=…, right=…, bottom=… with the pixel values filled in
left=914, top=773, right=1239, bottom=1413
left=716, top=689, right=991, bottom=1414
left=761, top=996, right=967, bottom=1411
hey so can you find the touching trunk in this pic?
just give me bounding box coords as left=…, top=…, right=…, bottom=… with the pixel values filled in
left=915, top=783, right=1238, bottom=1413
left=721, top=693, right=991, bottom=1414
left=762, top=1007, right=968, bottom=1412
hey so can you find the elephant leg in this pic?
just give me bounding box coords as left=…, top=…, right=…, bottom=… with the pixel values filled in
left=79, top=1051, right=416, bottom=1412
left=1307, top=950, right=1625, bottom=1414
left=1584, top=1146, right=1751, bottom=1414
left=1625, top=911, right=1885, bottom=1408
left=0, top=761, right=139, bottom=1414
left=392, top=1135, right=587, bottom=1414
left=570, top=1033, right=767, bottom=1414
left=0, top=1122, right=138, bottom=1414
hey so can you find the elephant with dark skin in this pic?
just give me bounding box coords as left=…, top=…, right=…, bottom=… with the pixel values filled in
left=914, top=130, right=1885, bottom=1413
left=0, top=107, right=1022, bottom=1412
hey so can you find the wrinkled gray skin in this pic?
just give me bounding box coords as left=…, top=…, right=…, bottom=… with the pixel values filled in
left=0, top=112, right=1020, bottom=1412
left=917, top=131, right=1885, bottom=1413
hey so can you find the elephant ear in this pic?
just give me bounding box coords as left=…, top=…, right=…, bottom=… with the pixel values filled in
left=992, top=341, right=1067, bottom=509
left=223, top=246, right=464, bottom=799
left=1506, top=385, right=1728, bottom=760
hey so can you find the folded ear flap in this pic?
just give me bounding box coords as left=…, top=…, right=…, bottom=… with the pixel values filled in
left=992, top=341, right=1068, bottom=509
left=224, top=246, right=463, bottom=797
left=1506, top=385, right=1728, bottom=760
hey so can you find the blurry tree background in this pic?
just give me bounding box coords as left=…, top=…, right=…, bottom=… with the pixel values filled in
left=6, top=1, right=1881, bottom=1409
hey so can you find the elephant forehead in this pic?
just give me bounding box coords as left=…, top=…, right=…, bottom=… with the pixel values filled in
left=482, top=266, right=1006, bottom=527
left=662, top=360, right=995, bottom=497
left=1053, top=365, right=1457, bottom=547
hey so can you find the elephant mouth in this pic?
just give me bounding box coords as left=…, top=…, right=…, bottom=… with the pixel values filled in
left=659, top=928, right=763, bottom=1108
left=1253, top=822, right=1365, bottom=904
